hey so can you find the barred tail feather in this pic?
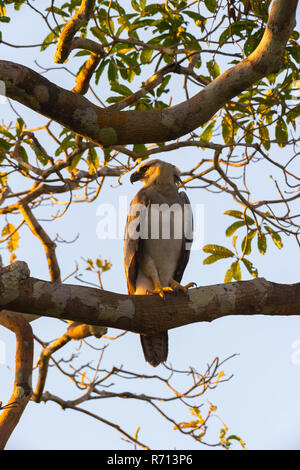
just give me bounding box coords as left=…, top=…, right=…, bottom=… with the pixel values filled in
left=140, top=331, right=168, bottom=367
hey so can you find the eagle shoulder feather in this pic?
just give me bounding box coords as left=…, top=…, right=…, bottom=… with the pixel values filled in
left=124, top=189, right=149, bottom=295
left=174, top=191, right=193, bottom=283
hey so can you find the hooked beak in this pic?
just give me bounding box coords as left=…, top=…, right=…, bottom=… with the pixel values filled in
left=174, top=173, right=183, bottom=186
left=130, top=171, right=142, bottom=184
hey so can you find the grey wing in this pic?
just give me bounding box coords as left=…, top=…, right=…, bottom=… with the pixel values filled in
left=174, top=191, right=193, bottom=283
left=124, top=191, right=149, bottom=295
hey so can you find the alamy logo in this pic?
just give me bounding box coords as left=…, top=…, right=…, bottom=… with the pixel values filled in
left=291, top=80, right=300, bottom=103
left=96, top=197, right=204, bottom=250
left=126, top=203, right=193, bottom=241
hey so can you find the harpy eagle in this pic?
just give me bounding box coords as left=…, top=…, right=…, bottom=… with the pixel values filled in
left=124, top=159, right=194, bottom=367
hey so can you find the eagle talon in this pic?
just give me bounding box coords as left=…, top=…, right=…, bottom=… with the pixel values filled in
left=185, top=282, right=197, bottom=289
left=146, top=286, right=174, bottom=300
left=170, top=280, right=197, bottom=295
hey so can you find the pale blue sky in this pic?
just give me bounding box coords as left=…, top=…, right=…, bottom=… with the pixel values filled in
left=0, top=2, right=300, bottom=450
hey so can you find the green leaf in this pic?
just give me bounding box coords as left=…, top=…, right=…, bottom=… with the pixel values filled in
left=16, top=118, right=25, bottom=137
left=103, top=148, right=111, bottom=162
left=2, top=223, right=19, bottom=253
left=45, top=6, right=69, bottom=17
left=244, top=31, right=262, bottom=56
left=163, top=53, right=174, bottom=65
left=110, top=82, right=132, bottom=96
left=224, top=267, right=233, bottom=283
left=0, top=138, right=13, bottom=152
left=74, top=50, right=90, bottom=58
left=95, top=59, right=109, bottom=85
left=204, top=0, right=217, bottom=13
left=97, top=258, right=112, bottom=272
left=225, top=220, right=246, bottom=236
left=286, top=104, right=300, bottom=129
left=225, top=210, right=244, bottom=219
left=258, top=122, right=270, bottom=150
left=85, top=258, right=94, bottom=268
left=18, top=145, right=28, bottom=163
left=244, top=121, right=254, bottom=145
left=219, top=20, right=256, bottom=44
left=131, top=0, right=140, bottom=12
left=0, top=126, right=14, bottom=140
left=231, top=261, right=241, bottom=281
left=257, top=233, right=267, bottom=254
left=41, top=30, right=57, bottom=51
left=267, top=73, right=277, bottom=85
left=241, top=229, right=257, bottom=255
left=87, top=147, right=99, bottom=174
left=55, top=134, right=75, bottom=156
left=224, top=210, right=255, bottom=225
left=265, top=226, right=283, bottom=249
left=133, top=143, right=147, bottom=154
left=140, top=48, right=153, bottom=64
left=68, top=152, right=82, bottom=172
left=108, top=62, right=118, bottom=83
left=232, top=235, right=238, bottom=253
left=242, top=258, right=258, bottom=278
left=106, top=96, right=123, bottom=104
left=275, top=118, right=288, bottom=148
left=200, top=120, right=216, bottom=143
left=90, top=26, right=107, bottom=45
left=222, top=116, right=234, bottom=144
left=203, top=244, right=234, bottom=257
left=207, top=60, right=220, bottom=79
left=127, top=69, right=136, bottom=83
left=156, top=75, right=171, bottom=97
left=203, top=253, right=233, bottom=265
left=13, top=1, right=26, bottom=12
left=28, top=140, right=48, bottom=165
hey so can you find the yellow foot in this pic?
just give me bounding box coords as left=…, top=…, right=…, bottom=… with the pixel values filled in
left=146, top=286, right=174, bottom=300
left=170, top=280, right=197, bottom=295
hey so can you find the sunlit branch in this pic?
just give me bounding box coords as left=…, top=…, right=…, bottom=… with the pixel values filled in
left=0, top=311, right=33, bottom=450
left=54, top=0, right=96, bottom=64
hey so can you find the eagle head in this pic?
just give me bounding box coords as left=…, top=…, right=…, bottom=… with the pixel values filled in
left=130, top=159, right=182, bottom=186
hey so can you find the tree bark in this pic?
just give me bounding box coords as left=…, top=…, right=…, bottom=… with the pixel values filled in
left=0, top=310, right=33, bottom=450
left=0, top=261, right=299, bottom=336
left=0, top=0, right=297, bottom=147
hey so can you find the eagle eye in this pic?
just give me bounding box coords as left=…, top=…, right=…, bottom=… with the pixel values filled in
left=141, top=165, right=150, bottom=173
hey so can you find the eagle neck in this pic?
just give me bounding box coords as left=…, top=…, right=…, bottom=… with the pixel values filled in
left=144, top=179, right=177, bottom=190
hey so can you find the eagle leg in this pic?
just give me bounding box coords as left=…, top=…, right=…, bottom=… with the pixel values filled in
left=170, top=280, right=197, bottom=295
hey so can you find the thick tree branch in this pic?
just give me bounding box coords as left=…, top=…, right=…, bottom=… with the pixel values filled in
left=70, top=37, right=105, bottom=56
left=0, top=262, right=299, bottom=336
left=0, top=0, right=297, bottom=146
left=54, top=0, right=96, bottom=64
left=0, top=311, right=33, bottom=450
left=72, top=53, right=102, bottom=95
